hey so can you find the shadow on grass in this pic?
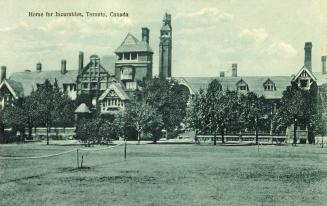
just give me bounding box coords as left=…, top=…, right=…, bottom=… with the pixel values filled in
left=149, top=142, right=195, bottom=145
left=196, top=142, right=289, bottom=147
left=0, top=166, right=94, bottom=185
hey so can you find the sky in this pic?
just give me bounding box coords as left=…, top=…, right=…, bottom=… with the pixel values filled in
left=0, top=0, right=327, bottom=77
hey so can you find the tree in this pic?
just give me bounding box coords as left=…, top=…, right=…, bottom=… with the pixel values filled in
left=3, top=98, right=28, bottom=142
left=206, top=79, right=223, bottom=145
left=185, top=89, right=208, bottom=143
left=125, top=101, right=163, bottom=144
left=217, top=90, right=241, bottom=143
left=76, top=118, right=99, bottom=145
left=29, top=79, right=76, bottom=144
left=240, top=92, right=267, bottom=145
left=0, top=109, right=6, bottom=143
left=314, top=84, right=327, bottom=147
left=273, top=86, right=316, bottom=145
left=143, top=78, right=189, bottom=138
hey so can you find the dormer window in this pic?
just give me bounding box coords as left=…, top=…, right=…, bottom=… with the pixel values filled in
left=263, top=78, right=276, bottom=91
left=292, top=67, right=316, bottom=90
left=236, top=79, right=248, bottom=91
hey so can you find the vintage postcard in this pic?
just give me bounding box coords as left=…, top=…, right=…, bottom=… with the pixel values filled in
left=0, top=0, right=326, bottom=205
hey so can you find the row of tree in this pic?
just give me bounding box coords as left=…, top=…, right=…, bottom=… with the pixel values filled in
left=186, top=79, right=327, bottom=145
left=75, top=78, right=189, bottom=144
left=186, top=79, right=271, bottom=145
left=0, top=79, right=75, bottom=144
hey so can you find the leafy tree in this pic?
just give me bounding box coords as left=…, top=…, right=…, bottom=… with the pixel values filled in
left=217, top=90, right=241, bottom=143
left=143, top=78, right=188, bottom=138
left=125, top=101, right=163, bottom=144
left=185, top=89, right=208, bottom=143
left=206, top=79, right=222, bottom=145
left=29, top=79, right=76, bottom=144
left=240, top=92, right=267, bottom=145
left=144, top=112, right=164, bottom=143
left=273, top=86, right=317, bottom=145
left=0, top=109, right=5, bottom=143
left=76, top=118, right=98, bottom=145
left=314, top=84, right=327, bottom=147
left=3, top=98, right=28, bottom=142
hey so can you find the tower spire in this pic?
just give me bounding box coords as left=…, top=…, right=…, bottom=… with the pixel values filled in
left=159, top=12, right=172, bottom=79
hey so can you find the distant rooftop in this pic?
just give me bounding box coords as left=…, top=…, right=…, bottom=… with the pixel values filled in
left=115, top=33, right=153, bottom=53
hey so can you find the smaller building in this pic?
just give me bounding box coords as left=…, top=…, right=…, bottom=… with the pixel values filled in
left=98, top=82, right=130, bottom=114
left=76, top=54, right=112, bottom=105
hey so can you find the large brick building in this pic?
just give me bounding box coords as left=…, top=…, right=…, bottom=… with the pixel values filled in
left=1, top=13, right=327, bottom=142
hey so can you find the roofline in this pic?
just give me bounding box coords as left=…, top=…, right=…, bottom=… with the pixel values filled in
left=292, top=66, right=317, bottom=82
left=0, top=80, right=19, bottom=99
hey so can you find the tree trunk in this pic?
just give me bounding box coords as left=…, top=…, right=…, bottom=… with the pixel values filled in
left=137, top=130, right=141, bottom=145
left=213, top=131, right=217, bottom=145
left=221, top=128, right=225, bottom=144
left=28, top=126, right=32, bottom=140
left=293, top=118, right=297, bottom=146
left=0, top=123, right=5, bottom=144
left=55, top=127, right=59, bottom=140
left=307, top=125, right=314, bottom=144
left=255, top=116, right=259, bottom=145
left=194, top=129, right=199, bottom=144
left=46, top=126, right=49, bottom=145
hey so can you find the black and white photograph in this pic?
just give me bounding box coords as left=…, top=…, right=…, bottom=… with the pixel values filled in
left=0, top=0, right=327, bottom=205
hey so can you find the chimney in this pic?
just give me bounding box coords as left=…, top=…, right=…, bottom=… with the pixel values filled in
left=36, top=62, right=42, bottom=72
left=61, top=59, right=67, bottom=74
left=1, top=66, right=6, bottom=82
left=304, top=42, right=312, bottom=71
left=232, top=63, right=237, bottom=77
left=78, top=51, right=84, bottom=73
left=321, top=56, right=327, bottom=75
left=142, top=27, right=150, bottom=43
left=220, top=71, right=225, bottom=77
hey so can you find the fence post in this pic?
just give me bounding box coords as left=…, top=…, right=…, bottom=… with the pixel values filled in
left=76, top=149, right=79, bottom=168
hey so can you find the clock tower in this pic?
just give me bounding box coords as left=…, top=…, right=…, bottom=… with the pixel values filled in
left=159, top=13, right=172, bottom=79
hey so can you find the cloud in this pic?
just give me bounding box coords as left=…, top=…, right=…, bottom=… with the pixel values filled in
left=261, top=42, right=297, bottom=58
left=182, top=8, right=233, bottom=22
left=175, top=7, right=234, bottom=33
left=239, top=28, right=268, bottom=45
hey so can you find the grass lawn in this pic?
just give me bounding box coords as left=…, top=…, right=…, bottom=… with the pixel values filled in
left=0, top=142, right=327, bottom=206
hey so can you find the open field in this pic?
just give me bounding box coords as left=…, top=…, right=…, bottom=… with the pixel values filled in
left=0, top=143, right=327, bottom=206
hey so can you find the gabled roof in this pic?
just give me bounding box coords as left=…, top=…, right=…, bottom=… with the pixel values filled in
left=115, top=33, right=153, bottom=53
left=98, top=83, right=130, bottom=101
left=292, top=66, right=317, bottom=82
left=9, top=70, right=78, bottom=96
left=263, top=78, right=274, bottom=85
left=0, top=79, right=24, bottom=99
left=177, top=76, right=292, bottom=99
left=75, top=103, right=91, bottom=113
left=78, top=62, right=109, bottom=77
left=236, top=79, right=248, bottom=86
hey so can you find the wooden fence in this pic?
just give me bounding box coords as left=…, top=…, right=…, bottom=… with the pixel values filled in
left=196, top=134, right=288, bottom=144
